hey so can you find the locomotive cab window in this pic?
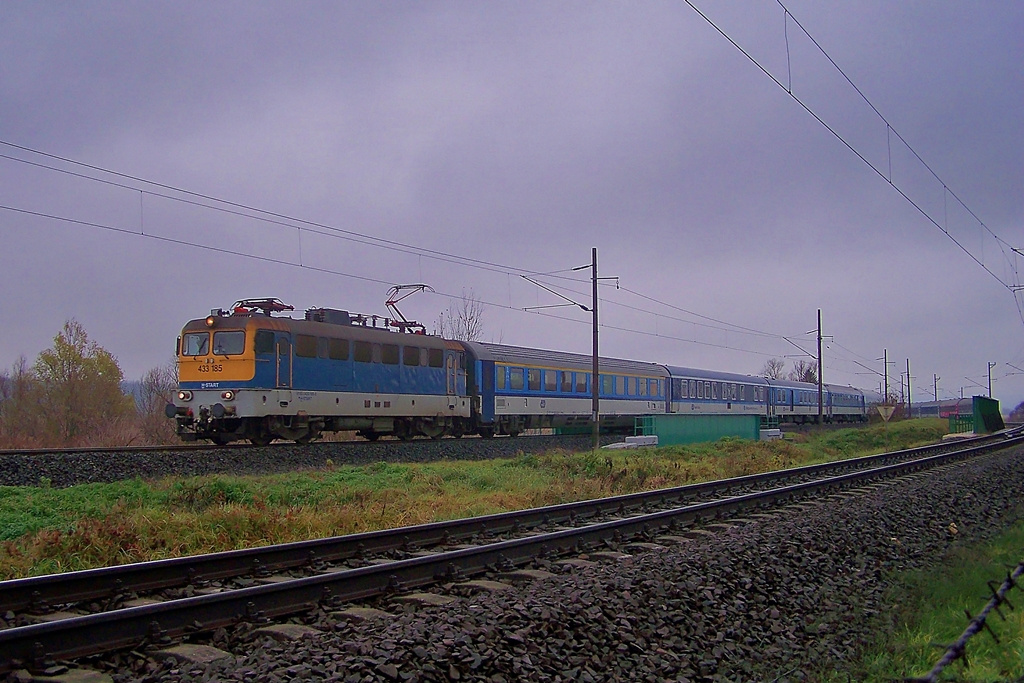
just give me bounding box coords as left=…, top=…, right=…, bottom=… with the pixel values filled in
left=183, top=332, right=209, bottom=357
left=428, top=349, right=444, bottom=368
left=254, top=330, right=275, bottom=354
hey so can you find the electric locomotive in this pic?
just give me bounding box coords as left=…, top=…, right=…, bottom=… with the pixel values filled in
left=166, top=298, right=471, bottom=444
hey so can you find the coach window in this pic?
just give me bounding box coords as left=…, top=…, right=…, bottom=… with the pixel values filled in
left=697, top=381, right=703, bottom=399
left=510, top=368, right=524, bottom=390
left=576, top=373, right=588, bottom=393
left=403, top=346, right=420, bottom=366
left=601, top=375, right=613, bottom=396
left=295, top=334, right=317, bottom=358
left=706, top=382, right=712, bottom=399
left=561, top=371, right=572, bottom=393
left=739, top=385, right=745, bottom=401
left=329, top=338, right=349, bottom=360
left=428, top=349, right=444, bottom=368
left=317, top=337, right=329, bottom=359
left=254, top=330, right=275, bottom=354
left=545, top=370, right=557, bottom=392
left=382, top=344, right=399, bottom=365
left=528, top=369, right=541, bottom=391
left=353, top=341, right=372, bottom=363
left=496, top=367, right=506, bottom=390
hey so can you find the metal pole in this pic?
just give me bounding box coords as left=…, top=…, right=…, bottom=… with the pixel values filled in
left=933, top=374, right=939, bottom=402
left=817, top=309, right=823, bottom=424
left=883, top=349, right=889, bottom=402
left=591, top=247, right=600, bottom=451
left=906, top=358, right=911, bottom=419
left=988, top=362, right=995, bottom=397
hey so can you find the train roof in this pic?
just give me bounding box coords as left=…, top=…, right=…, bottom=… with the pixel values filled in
left=664, top=366, right=769, bottom=386
left=459, top=341, right=670, bottom=376
left=823, top=383, right=865, bottom=396
left=764, top=377, right=819, bottom=391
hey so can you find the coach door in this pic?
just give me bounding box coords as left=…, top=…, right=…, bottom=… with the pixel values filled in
left=276, top=337, right=292, bottom=388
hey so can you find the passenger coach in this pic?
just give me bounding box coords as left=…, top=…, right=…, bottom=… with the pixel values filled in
left=459, top=342, right=668, bottom=437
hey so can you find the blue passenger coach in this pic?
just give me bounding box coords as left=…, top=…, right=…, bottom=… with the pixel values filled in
left=459, top=342, right=669, bottom=437
left=665, top=366, right=769, bottom=416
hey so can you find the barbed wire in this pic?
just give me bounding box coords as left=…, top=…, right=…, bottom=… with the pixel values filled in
left=909, top=560, right=1024, bottom=682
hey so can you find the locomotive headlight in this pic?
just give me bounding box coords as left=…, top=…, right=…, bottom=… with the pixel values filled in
left=205, top=316, right=216, bottom=328
left=178, top=390, right=193, bottom=402
left=221, top=390, right=235, bottom=401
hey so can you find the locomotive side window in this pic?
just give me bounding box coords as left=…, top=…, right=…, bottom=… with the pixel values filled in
left=510, top=368, right=524, bottom=390
left=528, top=369, right=540, bottom=391
left=403, top=346, right=420, bottom=366
left=183, top=333, right=209, bottom=357
left=354, top=341, right=372, bottom=363
left=382, top=344, right=400, bottom=365
left=329, top=338, right=349, bottom=360
left=317, top=337, right=329, bottom=359
left=428, top=348, right=444, bottom=368
left=295, top=334, right=317, bottom=358
left=254, top=330, right=275, bottom=354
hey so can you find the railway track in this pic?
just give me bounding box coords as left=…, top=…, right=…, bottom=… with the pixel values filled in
left=0, top=430, right=1018, bottom=675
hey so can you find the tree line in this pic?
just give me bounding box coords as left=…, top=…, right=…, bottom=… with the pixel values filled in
left=0, top=320, right=177, bottom=448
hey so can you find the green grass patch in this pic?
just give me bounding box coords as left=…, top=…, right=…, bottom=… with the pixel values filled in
left=825, top=522, right=1024, bottom=682
left=0, top=420, right=950, bottom=579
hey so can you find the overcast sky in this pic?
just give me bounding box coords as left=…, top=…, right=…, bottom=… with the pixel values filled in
left=1, top=1, right=1022, bottom=410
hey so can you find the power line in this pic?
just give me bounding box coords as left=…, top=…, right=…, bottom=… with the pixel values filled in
left=683, top=0, right=1024, bottom=325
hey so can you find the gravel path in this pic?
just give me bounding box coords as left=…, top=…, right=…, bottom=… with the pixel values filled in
left=109, top=445, right=1024, bottom=682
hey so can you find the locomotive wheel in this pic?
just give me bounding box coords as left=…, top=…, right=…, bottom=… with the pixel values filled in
left=211, top=435, right=231, bottom=446
left=250, top=434, right=273, bottom=447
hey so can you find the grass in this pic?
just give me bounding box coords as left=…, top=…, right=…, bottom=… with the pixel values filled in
left=823, top=522, right=1024, bottom=682
left=0, top=419, right=949, bottom=579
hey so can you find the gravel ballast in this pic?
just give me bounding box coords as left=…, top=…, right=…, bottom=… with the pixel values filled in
left=108, top=446, right=1024, bottom=682
left=0, top=435, right=614, bottom=489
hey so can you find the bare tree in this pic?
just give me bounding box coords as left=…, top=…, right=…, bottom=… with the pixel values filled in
left=761, top=358, right=785, bottom=379
left=137, top=359, right=178, bottom=444
left=435, top=290, right=485, bottom=341
left=788, top=360, right=818, bottom=384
